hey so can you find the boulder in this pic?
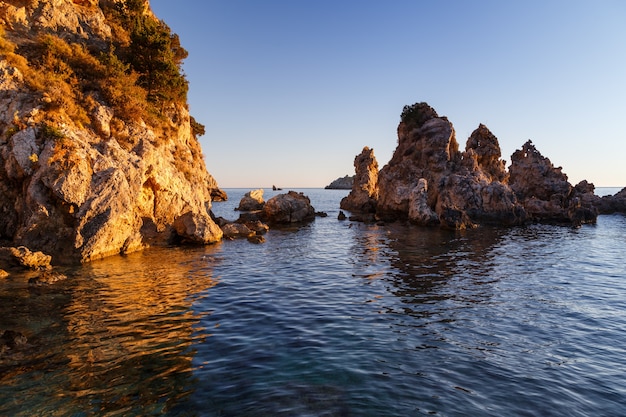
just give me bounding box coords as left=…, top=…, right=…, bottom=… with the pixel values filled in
left=236, top=189, right=265, bottom=211
left=0, top=246, right=52, bottom=270
left=340, top=147, right=378, bottom=213
left=173, top=212, right=223, bottom=244
left=221, top=223, right=255, bottom=239
left=263, top=191, right=316, bottom=224
left=210, top=188, right=228, bottom=202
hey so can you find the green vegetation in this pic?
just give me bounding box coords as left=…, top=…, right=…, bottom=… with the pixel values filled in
left=400, top=102, right=438, bottom=128
left=106, top=0, right=189, bottom=107
left=0, top=1, right=202, bottom=137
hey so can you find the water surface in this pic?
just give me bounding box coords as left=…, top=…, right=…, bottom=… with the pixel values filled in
left=1, top=188, right=625, bottom=416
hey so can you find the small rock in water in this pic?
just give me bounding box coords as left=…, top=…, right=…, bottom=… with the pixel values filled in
left=28, top=271, right=67, bottom=286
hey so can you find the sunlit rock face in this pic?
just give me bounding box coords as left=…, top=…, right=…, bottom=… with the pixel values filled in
left=262, top=191, right=316, bottom=224
left=357, top=102, right=597, bottom=228
left=340, top=146, right=378, bottom=214
left=0, top=0, right=223, bottom=263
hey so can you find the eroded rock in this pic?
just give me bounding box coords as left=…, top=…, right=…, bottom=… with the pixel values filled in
left=263, top=191, right=315, bottom=224
left=347, top=101, right=597, bottom=228
left=0, top=246, right=51, bottom=270
left=236, top=189, right=265, bottom=211
left=340, top=147, right=378, bottom=213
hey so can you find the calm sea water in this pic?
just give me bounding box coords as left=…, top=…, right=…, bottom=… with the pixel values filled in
left=1, top=188, right=625, bottom=416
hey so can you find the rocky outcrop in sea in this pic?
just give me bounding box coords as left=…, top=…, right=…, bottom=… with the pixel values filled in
left=0, top=0, right=224, bottom=264
left=325, top=175, right=354, bottom=190
left=344, top=102, right=599, bottom=228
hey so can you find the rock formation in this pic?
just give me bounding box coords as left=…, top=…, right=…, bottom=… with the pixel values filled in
left=262, top=191, right=316, bottom=224
left=348, top=102, right=598, bottom=228
left=0, top=245, right=51, bottom=270
left=325, top=175, right=354, bottom=190
left=593, top=187, right=626, bottom=214
left=340, top=147, right=378, bottom=214
left=236, top=189, right=265, bottom=211
left=0, top=0, right=224, bottom=263
left=509, top=140, right=597, bottom=224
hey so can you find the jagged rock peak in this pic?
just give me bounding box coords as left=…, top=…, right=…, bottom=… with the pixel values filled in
left=340, top=146, right=378, bottom=214
left=352, top=101, right=598, bottom=228
left=463, top=123, right=508, bottom=183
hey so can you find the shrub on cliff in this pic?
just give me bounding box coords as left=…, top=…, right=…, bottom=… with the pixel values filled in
left=1, top=1, right=196, bottom=133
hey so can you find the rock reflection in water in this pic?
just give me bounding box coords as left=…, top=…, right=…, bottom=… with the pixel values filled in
left=0, top=246, right=220, bottom=416
left=383, top=224, right=505, bottom=306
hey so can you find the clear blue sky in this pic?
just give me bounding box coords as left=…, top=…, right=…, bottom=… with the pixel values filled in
left=150, top=0, right=626, bottom=188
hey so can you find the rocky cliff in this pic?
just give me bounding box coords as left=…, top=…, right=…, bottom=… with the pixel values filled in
left=0, top=0, right=223, bottom=263
left=345, top=102, right=598, bottom=228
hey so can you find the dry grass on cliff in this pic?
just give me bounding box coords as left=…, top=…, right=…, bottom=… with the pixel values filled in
left=1, top=28, right=150, bottom=131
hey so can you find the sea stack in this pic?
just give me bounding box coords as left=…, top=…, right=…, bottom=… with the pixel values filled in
left=349, top=102, right=598, bottom=228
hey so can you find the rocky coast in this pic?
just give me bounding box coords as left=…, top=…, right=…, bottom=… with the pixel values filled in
left=1, top=1, right=624, bottom=279
left=342, top=102, right=625, bottom=227
left=0, top=0, right=226, bottom=270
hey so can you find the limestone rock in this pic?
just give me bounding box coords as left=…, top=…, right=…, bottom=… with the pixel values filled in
left=236, top=189, right=265, bottom=211
left=173, top=212, right=223, bottom=245
left=0, top=246, right=52, bottom=270
left=263, top=191, right=316, bottom=224
left=0, top=0, right=112, bottom=42
left=463, top=124, right=507, bottom=182
left=340, top=147, right=378, bottom=213
left=325, top=175, right=354, bottom=190
left=594, top=186, right=626, bottom=214
left=221, top=223, right=254, bottom=239
left=349, top=101, right=596, bottom=228
left=509, top=140, right=596, bottom=224
left=28, top=270, right=67, bottom=286
left=408, top=179, right=438, bottom=225
left=0, top=0, right=225, bottom=262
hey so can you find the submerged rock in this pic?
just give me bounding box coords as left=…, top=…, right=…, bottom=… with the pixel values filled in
left=221, top=223, right=255, bottom=239
left=28, top=270, right=68, bottom=286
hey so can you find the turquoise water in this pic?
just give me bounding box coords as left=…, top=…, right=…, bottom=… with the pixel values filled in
left=1, top=188, right=625, bottom=416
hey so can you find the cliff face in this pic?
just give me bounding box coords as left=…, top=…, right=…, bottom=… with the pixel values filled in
left=0, top=0, right=223, bottom=263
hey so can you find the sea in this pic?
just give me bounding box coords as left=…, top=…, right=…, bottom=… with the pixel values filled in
left=1, top=187, right=625, bottom=417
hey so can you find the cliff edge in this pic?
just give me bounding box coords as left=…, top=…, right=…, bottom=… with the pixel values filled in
left=0, top=0, right=223, bottom=263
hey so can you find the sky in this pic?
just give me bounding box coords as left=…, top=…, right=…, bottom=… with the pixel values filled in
left=150, top=0, right=626, bottom=188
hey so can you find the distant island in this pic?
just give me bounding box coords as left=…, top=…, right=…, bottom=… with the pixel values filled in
left=325, top=175, right=354, bottom=189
